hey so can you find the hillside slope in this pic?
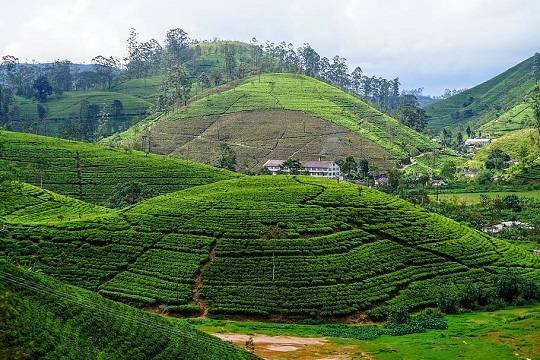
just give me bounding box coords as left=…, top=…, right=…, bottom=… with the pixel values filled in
left=107, top=73, right=437, bottom=170
left=1, top=177, right=537, bottom=319
left=0, top=130, right=237, bottom=205
left=13, top=90, right=153, bottom=136
left=480, top=102, right=534, bottom=137
left=426, top=55, right=537, bottom=131
left=0, top=261, right=256, bottom=359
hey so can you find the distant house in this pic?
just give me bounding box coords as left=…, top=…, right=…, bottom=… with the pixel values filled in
left=460, top=169, right=478, bottom=178
left=430, top=179, right=447, bottom=187
left=303, top=160, right=341, bottom=178
left=263, top=159, right=341, bottom=178
left=464, top=138, right=491, bottom=152
left=483, top=221, right=533, bottom=234
left=263, top=160, right=285, bottom=175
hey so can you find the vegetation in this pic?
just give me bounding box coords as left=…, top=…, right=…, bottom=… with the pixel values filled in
left=425, top=54, right=538, bottom=131
left=0, top=130, right=237, bottom=205
left=1, top=176, right=537, bottom=320
left=0, top=261, right=257, bottom=359
left=108, top=73, right=438, bottom=168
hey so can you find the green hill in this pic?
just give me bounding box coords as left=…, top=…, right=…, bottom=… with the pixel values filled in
left=14, top=90, right=153, bottom=136
left=111, top=75, right=164, bottom=102
left=0, top=130, right=237, bottom=205
left=425, top=55, right=537, bottom=131
left=480, top=102, right=535, bottom=137
left=0, top=261, right=256, bottom=359
left=1, top=177, right=537, bottom=319
left=106, top=73, right=438, bottom=170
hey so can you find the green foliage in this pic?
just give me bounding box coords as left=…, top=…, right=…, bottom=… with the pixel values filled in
left=0, top=130, right=237, bottom=205
left=0, top=261, right=256, bottom=359
left=395, top=104, right=428, bottom=132
left=1, top=174, right=538, bottom=319
left=108, top=181, right=154, bottom=208
left=217, top=144, right=237, bottom=171
left=485, top=148, right=510, bottom=170
left=426, top=54, right=538, bottom=130
left=114, top=73, right=438, bottom=159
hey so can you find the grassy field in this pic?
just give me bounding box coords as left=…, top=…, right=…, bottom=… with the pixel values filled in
left=425, top=54, right=537, bottom=131
left=109, top=73, right=438, bottom=166
left=0, top=130, right=237, bottom=205
left=480, top=102, right=534, bottom=137
left=0, top=261, right=256, bottom=359
left=14, top=90, right=153, bottom=136
left=430, top=190, right=540, bottom=204
left=190, top=304, right=539, bottom=359
left=404, top=151, right=467, bottom=175
left=1, top=175, right=538, bottom=319
left=473, top=128, right=540, bottom=162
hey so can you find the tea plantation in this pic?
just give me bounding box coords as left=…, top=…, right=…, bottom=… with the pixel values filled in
left=0, top=260, right=257, bottom=359
left=0, top=130, right=237, bottom=205
left=1, top=176, right=537, bottom=320
left=109, top=73, right=437, bottom=160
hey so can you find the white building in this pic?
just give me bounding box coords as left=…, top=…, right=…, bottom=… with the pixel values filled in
left=263, top=159, right=341, bottom=179
left=464, top=138, right=491, bottom=151
left=483, top=221, right=533, bottom=234
left=303, top=161, right=341, bottom=178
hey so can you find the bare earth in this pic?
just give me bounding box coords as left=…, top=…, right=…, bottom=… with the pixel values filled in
left=213, top=333, right=373, bottom=360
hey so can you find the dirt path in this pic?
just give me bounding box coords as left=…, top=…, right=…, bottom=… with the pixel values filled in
left=213, top=333, right=373, bottom=360
left=192, top=241, right=217, bottom=317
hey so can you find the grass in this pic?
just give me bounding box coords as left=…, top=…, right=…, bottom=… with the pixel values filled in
left=426, top=54, right=537, bottom=131
left=0, top=130, right=237, bottom=205
left=404, top=151, right=467, bottom=175
left=190, top=304, right=539, bottom=360
left=1, top=175, right=538, bottom=319
left=0, top=260, right=256, bottom=359
left=429, top=190, right=540, bottom=204
left=111, top=73, right=438, bottom=161
left=480, top=102, right=535, bottom=137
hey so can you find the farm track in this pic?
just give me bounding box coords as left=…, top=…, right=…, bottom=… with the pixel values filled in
left=192, top=240, right=217, bottom=317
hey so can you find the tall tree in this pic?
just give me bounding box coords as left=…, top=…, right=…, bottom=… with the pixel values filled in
left=217, top=144, right=237, bottom=171
left=298, top=44, right=320, bottom=77
left=32, top=76, right=52, bottom=102
left=161, top=64, right=193, bottom=106
left=350, top=67, right=363, bottom=94
left=92, top=56, right=118, bottom=89
left=46, top=60, right=72, bottom=95
left=165, top=28, right=190, bottom=63
left=36, top=103, right=48, bottom=134
left=395, top=104, right=428, bottom=132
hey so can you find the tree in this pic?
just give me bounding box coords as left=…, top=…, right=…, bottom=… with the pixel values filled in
left=466, top=125, right=472, bottom=138
left=108, top=181, right=153, bottom=208
left=298, top=43, right=320, bottom=77
left=529, top=85, right=540, bottom=135
left=455, top=132, right=464, bottom=150
left=109, top=100, right=124, bottom=128
left=36, top=103, right=48, bottom=134
left=217, top=144, right=237, bottom=171
left=533, top=52, right=540, bottom=84
left=395, top=104, right=428, bottom=132
left=79, top=100, right=100, bottom=141
left=92, top=56, right=118, bottom=89
left=281, top=159, right=304, bottom=174
left=223, top=44, right=237, bottom=81
left=165, top=28, right=190, bottom=63
left=485, top=148, right=510, bottom=170
left=46, top=60, right=72, bottom=95
left=0, top=85, right=14, bottom=126
left=338, top=156, right=357, bottom=179
left=350, top=67, right=363, bottom=94
left=359, top=159, right=369, bottom=178
left=161, top=64, right=193, bottom=106
left=440, top=161, right=457, bottom=179
left=32, top=76, right=52, bottom=102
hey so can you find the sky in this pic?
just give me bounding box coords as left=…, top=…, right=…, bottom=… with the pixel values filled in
left=1, top=0, right=539, bottom=95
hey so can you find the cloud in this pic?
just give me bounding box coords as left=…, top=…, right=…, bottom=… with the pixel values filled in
left=0, top=0, right=538, bottom=94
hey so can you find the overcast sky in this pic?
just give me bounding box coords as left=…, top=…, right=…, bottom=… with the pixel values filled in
left=1, top=0, right=538, bottom=95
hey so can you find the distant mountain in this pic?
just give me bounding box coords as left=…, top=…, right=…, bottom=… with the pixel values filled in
left=425, top=54, right=538, bottom=132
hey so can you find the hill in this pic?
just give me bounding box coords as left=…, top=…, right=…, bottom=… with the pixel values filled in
left=106, top=73, right=437, bottom=170
left=425, top=55, right=537, bottom=131
left=0, top=130, right=237, bottom=205
left=0, top=261, right=257, bottom=359
left=13, top=90, right=153, bottom=136
left=1, top=176, right=537, bottom=319
left=479, top=102, right=535, bottom=137
left=474, top=128, right=540, bottom=162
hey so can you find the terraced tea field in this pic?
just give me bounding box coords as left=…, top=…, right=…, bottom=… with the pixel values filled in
left=0, top=260, right=256, bottom=359
left=1, top=176, right=537, bottom=319
left=107, top=73, right=438, bottom=169
left=0, top=130, right=237, bottom=205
